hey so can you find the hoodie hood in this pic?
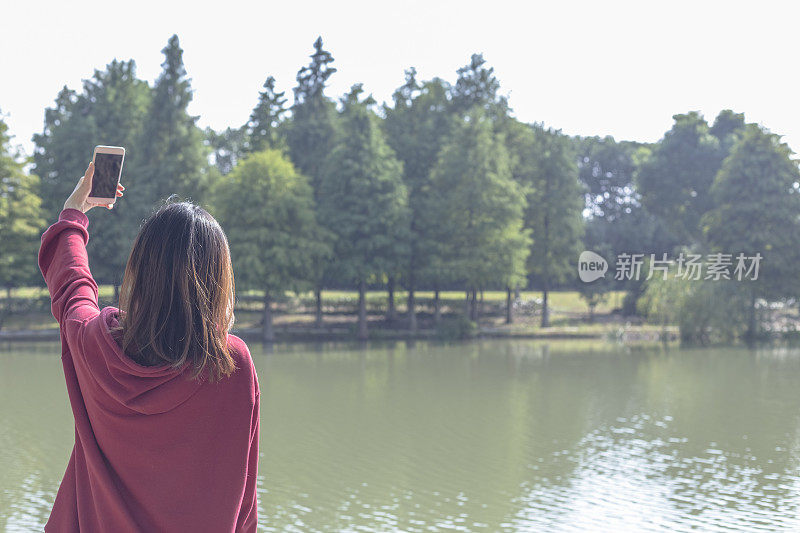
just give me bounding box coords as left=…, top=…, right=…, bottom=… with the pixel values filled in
left=81, top=307, right=204, bottom=415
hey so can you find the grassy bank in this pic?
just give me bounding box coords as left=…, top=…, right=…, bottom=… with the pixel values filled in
left=0, top=287, right=675, bottom=343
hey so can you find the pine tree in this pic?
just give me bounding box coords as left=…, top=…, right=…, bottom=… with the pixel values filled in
left=0, top=114, right=45, bottom=295
left=286, top=36, right=340, bottom=327
left=427, top=107, right=530, bottom=322
left=287, top=36, right=339, bottom=193
left=136, top=35, right=209, bottom=206
left=206, top=77, right=288, bottom=176
left=247, top=76, right=287, bottom=153
left=383, top=70, right=453, bottom=330
left=451, top=53, right=510, bottom=121
left=318, top=85, right=409, bottom=340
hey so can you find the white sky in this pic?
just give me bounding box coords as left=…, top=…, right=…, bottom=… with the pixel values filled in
left=1, top=0, right=799, bottom=158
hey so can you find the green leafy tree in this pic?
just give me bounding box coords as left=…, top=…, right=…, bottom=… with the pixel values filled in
left=576, top=135, right=643, bottom=221
left=575, top=240, right=615, bottom=322
left=701, top=124, right=800, bottom=340
left=383, top=69, right=454, bottom=330
left=578, top=276, right=611, bottom=322
left=523, top=126, right=584, bottom=327
left=575, top=135, right=674, bottom=255
left=710, top=109, right=746, bottom=153
left=81, top=60, right=151, bottom=294
left=428, top=107, right=530, bottom=322
left=286, top=36, right=340, bottom=326
left=136, top=35, right=209, bottom=205
left=33, top=59, right=151, bottom=297
left=574, top=135, right=676, bottom=311
left=33, top=86, right=96, bottom=218
left=213, top=149, right=331, bottom=342
left=582, top=209, right=673, bottom=316
left=0, top=114, right=45, bottom=295
left=318, top=85, right=409, bottom=340
left=638, top=269, right=692, bottom=341
left=639, top=267, right=750, bottom=344
left=636, top=112, right=724, bottom=244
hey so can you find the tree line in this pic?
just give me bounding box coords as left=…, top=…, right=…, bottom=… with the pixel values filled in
left=1, top=34, right=797, bottom=342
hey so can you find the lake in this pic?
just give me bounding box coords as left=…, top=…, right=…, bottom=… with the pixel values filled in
left=2, top=340, right=800, bottom=531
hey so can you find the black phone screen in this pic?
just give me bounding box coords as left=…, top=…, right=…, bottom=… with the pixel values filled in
left=90, top=152, right=123, bottom=199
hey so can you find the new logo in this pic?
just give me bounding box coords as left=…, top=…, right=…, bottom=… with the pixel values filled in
left=578, top=251, right=608, bottom=282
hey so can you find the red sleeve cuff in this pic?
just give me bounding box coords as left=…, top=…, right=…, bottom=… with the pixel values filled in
left=59, top=208, right=89, bottom=227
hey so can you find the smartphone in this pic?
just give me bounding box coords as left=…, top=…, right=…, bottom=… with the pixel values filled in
left=89, top=145, right=125, bottom=205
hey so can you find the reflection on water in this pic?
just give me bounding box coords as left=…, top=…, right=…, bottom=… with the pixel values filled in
left=2, top=341, right=800, bottom=531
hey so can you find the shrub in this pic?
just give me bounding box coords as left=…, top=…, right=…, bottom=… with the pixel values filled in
left=435, top=314, right=477, bottom=340
left=639, top=273, right=751, bottom=344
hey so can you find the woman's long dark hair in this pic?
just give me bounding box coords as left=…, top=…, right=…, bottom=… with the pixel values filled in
left=111, top=201, right=237, bottom=381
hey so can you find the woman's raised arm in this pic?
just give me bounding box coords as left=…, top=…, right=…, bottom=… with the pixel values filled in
left=38, top=162, right=124, bottom=325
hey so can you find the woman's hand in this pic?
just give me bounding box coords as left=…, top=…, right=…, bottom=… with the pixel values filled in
left=63, top=162, right=125, bottom=213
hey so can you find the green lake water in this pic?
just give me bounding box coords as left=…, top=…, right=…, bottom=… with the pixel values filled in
left=2, top=340, right=800, bottom=531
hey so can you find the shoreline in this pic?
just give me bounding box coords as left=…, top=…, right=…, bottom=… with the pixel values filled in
left=0, top=290, right=669, bottom=345
left=0, top=324, right=669, bottom=344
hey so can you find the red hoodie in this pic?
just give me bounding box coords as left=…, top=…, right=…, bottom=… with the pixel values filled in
left=38, top=208, right=260, bottom=532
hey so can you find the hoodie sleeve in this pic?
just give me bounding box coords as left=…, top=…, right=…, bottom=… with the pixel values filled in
left=235, top=391, right=260, bottom=532
left=38, top=208, right=100, bottom=328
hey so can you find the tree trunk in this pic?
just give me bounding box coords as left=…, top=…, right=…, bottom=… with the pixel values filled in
left=5, top=287, right=11, bottom=299
left=387, top=276, right=396, bottom=322
left=113, top=282, right=120, bottom=306
left=315, top=287, right=323, bottom=329
left=408, top=287, right=417, bottom=333
left=541, top=184, right=551, bottom=328
left=357, top=280, right=368, bottom=340
left=470, top=289, right=478, bottom=321
left=541, top=288, right=550, bottom=327
left=747, top=288, right=756, bottom=344
left=464, top=289, right=470, bottom=316
left=479, top=289, right=484, bottom=319
left=506, top=287, right=513, bottom=324
left=263, top=291, right=274, bottom=343
left=434, top=288, right=442, bottom=325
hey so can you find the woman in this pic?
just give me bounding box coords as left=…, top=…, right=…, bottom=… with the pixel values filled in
left=38, top=162, right=260, bottom=532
